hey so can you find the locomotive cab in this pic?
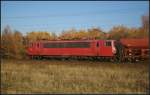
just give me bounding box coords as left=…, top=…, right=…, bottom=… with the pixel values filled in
left=27, top=41, right=41, bottom=56
left=27, top=42, right=33, bottom=55
left=97, top=40, right=116, bottom=57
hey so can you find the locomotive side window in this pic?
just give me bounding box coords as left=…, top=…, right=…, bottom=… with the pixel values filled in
left=44, top=43, right=56, bottom=48
left=105, top=41, right=111, bottom=46
left=64, top=42, right=90, bottom=48
left=43, top=42, right=90, bottom=48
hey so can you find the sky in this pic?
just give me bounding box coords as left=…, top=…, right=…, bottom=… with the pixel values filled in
left=1, top=1, right=149, bottom=35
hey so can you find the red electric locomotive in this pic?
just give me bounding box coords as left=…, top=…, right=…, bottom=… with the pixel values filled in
left=27, top=38, right=149, bottom=62
left=27, top=40, right=116, bottom=60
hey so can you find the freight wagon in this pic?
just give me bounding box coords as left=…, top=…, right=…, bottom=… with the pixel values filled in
left=119, top=38, right=149, bottom=62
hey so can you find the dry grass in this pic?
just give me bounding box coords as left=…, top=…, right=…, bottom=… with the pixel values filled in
left=1, top=59, right=149, bottom=94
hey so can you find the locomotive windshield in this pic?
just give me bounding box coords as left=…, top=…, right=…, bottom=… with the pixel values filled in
left=105, top=41, right=112, bottom=46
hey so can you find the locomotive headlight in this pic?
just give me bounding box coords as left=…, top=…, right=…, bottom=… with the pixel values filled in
left=112, top=41, right=116, bottom=54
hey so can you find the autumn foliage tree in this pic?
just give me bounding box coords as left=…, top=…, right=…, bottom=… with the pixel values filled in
left=1, top=26, right=14, bottom=58
left=26, top=31, right=51, bottom=43
left=59, top=27, right=106, bottom=40
left=108, top=25, right=129, bottom=40
left=87, top=27, right=106, bottom=40
left=13, top=30, right=25, bottom=59
left=141, top=14, right=149, bottom=37
left=1, top=26, right=25, bottom=59
left=59, top=28, right=78, bottom=40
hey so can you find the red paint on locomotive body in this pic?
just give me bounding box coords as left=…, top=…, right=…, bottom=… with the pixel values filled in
left=27, top=40, right=116, bottom=57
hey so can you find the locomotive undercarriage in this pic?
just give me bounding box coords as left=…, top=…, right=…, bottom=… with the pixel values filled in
left=29, top=54, right=149, bottom=63
left=29, top=55, right=115, bottom=62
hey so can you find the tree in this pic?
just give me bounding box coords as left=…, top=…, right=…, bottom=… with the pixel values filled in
left=51, top=32, right=57, bottom=40
left=13, top=30, right=25, bottom=59
left=141, top=14, right=149, bottom=37
left=1, top=25, right=15, bottom=58
left=109, top=25, right=129, bottom=40
left=26, top=31, right=51, bottom=43
left=59, top=28, right=78, bottom=40
left=77, top=29, right=88, bottom=40
left=87, top=27, right=104, bottom=40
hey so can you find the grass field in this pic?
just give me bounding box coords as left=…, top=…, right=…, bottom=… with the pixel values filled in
left=1, top=59, right=149, bottom=94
